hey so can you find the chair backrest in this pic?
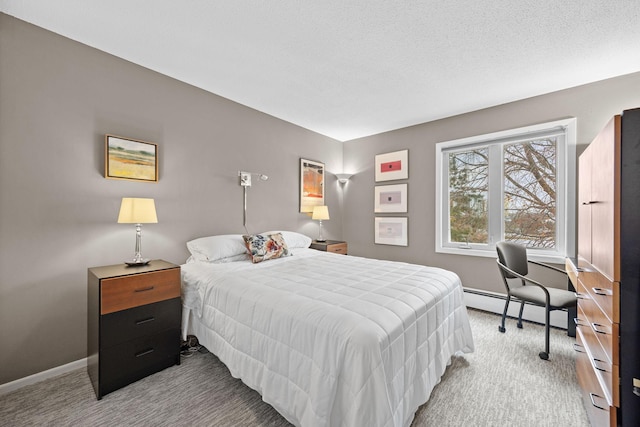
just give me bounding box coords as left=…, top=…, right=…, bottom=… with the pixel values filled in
left=496, top=241, right=529, bottom=278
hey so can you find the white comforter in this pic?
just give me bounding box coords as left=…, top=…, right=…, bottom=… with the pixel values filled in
left=181, top=249, right=474, bottom=427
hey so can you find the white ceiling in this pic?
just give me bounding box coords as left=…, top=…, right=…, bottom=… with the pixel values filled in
left=2, top=1, right=640, bottom=141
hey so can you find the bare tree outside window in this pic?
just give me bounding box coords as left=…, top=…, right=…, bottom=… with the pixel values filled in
left=447, top=139, right=557, bottom=248
left=503, top=138, right=557, bottom=248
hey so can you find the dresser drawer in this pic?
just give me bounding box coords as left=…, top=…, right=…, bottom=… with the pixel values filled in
left=576, top=336, right=617, bottom=427
left=101, top=268, right=180, bottom=314
left=326, top=242, right=347, bottom=254
left=576, top=310, right=614, bottom=405
left=578, top=267, right=619, bottom=324
left=576, top=304, right=611, bottom=368
left=100, top=328, right=180, bottom=396
left=576, top=280, right=618, bottom=366
left=101, top=298, right=181, bottom=348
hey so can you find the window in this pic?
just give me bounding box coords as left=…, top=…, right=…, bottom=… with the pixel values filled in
left=435, top=119, right=576, bottom=263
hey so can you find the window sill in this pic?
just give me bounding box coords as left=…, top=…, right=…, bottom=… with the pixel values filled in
left=436, top=246, right=567, bottom=265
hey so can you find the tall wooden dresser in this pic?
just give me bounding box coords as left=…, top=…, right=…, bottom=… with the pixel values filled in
left=567, top=108, right=640, bottom=426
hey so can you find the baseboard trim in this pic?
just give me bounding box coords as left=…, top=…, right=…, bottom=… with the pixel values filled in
left=0, top=358, right=87, bottom=396
left=463, top=287, right=568, bottom=330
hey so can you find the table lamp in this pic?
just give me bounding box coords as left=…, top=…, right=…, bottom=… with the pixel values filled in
left=117, top=197, right=158, bottom=265
left=312, top=205, right=330, bottom=242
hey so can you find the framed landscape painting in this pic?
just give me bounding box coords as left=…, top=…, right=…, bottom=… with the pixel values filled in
left=374, top=183, right=408, bottom=213
left=300, top=158, right=325, bottom=212
left=374, top=217, right=408, bottom=246
left=375, top=149, right=408, bottom=182
left=105, top=135, right=158, bottom=182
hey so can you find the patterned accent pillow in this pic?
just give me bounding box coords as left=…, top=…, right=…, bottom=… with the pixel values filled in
left=242, top=233, right=291, bottom=264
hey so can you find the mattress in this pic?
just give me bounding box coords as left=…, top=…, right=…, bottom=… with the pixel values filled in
left=181, top=248, right=474, bottom=427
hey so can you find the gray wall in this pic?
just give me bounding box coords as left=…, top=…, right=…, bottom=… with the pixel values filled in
left=343, top=72, right=640, bottom=294
left=0, top=14, right=343, bottom=384
left=3, top=11, right=640, bottom=386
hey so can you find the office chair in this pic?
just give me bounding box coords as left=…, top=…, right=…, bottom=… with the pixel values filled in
left=495, top=241, right=577, bottom=360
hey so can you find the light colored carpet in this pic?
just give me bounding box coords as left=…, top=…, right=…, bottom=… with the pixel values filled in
left=0, top=309, right=588, bottom=426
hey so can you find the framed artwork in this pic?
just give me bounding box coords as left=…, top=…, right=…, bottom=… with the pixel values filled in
left=375, top=149, right=408, bottom=182
left=374, top=217, right=408, bottom=246
left=374, top=183, right=407, bottom=213
left=105, top=135, right=158, bottom=182
left=300, top=158, right=325, bottom=212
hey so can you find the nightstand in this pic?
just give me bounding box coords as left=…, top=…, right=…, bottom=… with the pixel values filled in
left=310, top=240, right=348, bottom=255
left=87, top=260, right=181, bottom=399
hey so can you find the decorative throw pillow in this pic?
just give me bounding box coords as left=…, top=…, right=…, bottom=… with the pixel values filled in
left=242, top=233, right=290, bottom=263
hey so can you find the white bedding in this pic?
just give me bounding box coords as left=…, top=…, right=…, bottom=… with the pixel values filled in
left=181, top=248, right=474, bottom=427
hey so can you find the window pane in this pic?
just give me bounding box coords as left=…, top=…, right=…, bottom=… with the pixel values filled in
left=503, top=138, right=557, bottom=248
left=448, top=148, right=489, bottom=244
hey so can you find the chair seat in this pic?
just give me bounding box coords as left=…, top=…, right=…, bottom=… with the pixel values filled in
left=510, top=285, right=577, bottom=308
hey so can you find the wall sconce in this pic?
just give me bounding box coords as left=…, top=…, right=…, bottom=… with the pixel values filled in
left=239, top=171, right=269, bottom=231
left=239, top=171, right=268, bottom=187
left=117, top=197, right=158, bottom=266
left=335, top=173, right=352, bottom=184
left=312, top=205, right=330, bottom=242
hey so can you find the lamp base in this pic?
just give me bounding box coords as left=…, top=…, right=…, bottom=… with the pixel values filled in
left=125, top=259, right=150, bottom=266
left=315, top=239, right=327, bottom=242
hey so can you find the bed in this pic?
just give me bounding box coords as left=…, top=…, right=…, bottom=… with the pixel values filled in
left=181, top=231, right=474, bottom=427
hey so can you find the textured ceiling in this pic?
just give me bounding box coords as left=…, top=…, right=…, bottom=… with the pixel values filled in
left=2, top=1, right=640, bottom=141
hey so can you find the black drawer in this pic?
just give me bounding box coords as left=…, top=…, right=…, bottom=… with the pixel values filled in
left=101, top=298, right=180, bottom=348
left=100, top=328, right=180, bottom=396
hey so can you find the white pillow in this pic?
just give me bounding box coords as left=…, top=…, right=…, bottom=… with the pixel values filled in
left=186, top=234, right=249, bottom=262
left=261, top=230, right=312, bottom=249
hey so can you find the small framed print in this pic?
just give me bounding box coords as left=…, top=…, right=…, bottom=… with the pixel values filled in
left=105, top=135, right=158, bottom=182
left=374, top=217, right=408, bottom=246
left=375, top=184, right=407, bottom=213
left=300, top=158, right=325, bottom=213
left=375, top=149, right=408, bottom=182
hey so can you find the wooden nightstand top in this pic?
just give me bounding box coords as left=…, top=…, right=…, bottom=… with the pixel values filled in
left=311, top=240, right=345, bottom=246
left=88, top=259, right=178, bottom=280
left=310, top=240, right=347, bottom=254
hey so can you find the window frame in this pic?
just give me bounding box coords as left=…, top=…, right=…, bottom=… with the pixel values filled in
left=435, top=118, right=576, bottom=264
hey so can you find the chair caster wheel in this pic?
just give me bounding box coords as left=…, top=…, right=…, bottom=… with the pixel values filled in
left=498, top=326, right=506, bottom=333
left=517, top=323, right=523, bottom=329
left=539, top=351, right=549, bottom=360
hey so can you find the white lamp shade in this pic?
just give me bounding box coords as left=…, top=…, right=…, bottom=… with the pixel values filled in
left=117, top=198, right=158, bottom=224
left=312, top=205, right=330, bottom=221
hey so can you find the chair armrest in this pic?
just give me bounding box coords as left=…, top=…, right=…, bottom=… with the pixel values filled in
left=496, top=259, right=551, bottom=300
left=528, top=259, right=567, bottom=275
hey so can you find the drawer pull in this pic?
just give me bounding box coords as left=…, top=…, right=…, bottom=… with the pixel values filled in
left=574, top=317, right=585, bottom=327
left=589, top=392, right=607, bottom=411
left=135, top=316, right=155, bottom=325
left=135, top=348, right=155, bottom=358
left=134, top=286, right=155, bottom=293
left=592, top=323, right=609, bottom=335
left=575, top=292, right=588, bottom=300
left=573, top=343, right=585, bottom=353
left=593, top=358, right=610, bottom=373
left=592, top=287, right=612, bottom=296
